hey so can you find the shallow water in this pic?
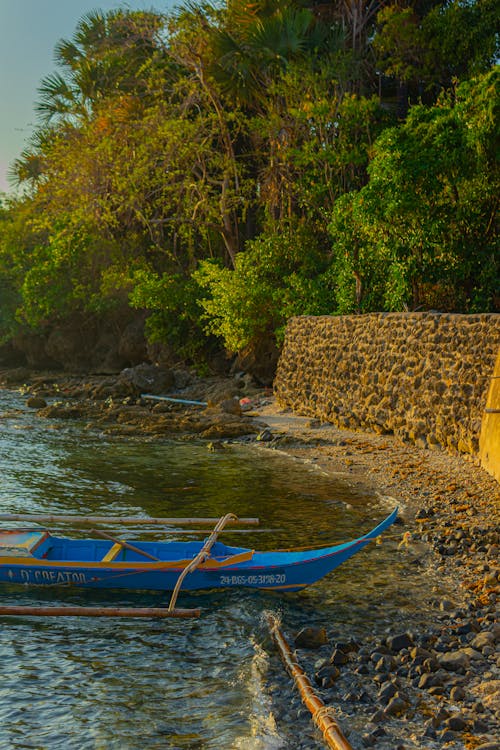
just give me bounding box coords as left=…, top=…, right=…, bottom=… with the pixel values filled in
left=0, top=389, right=456, bottom=749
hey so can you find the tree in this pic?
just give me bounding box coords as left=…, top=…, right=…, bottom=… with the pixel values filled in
left=328, top=69, right=499, bottom=312
left=36, top=9, right=167, bottom=124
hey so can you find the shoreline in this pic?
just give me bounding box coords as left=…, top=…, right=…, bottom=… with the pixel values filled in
left=251, top=399, right=500, bottom=749
left=1, top=368, right=499, bottom=748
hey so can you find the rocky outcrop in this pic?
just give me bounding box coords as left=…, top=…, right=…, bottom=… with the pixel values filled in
left=274, top=313, right=500, bottom=459
left=9, top=312, right=150, bottom=372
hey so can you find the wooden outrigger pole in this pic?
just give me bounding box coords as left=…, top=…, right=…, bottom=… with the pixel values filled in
left=0, top=513, right=250, bottom=620
left=266, top=613, right=354, bottom=750
left=0, top=605, right=200, bottom=618
left=0, top=512, right=259, bottom=527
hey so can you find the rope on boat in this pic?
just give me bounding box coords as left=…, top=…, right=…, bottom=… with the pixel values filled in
left=266, top=612, right=354, bottom=750
left=167, top=513, right=238, bottom=612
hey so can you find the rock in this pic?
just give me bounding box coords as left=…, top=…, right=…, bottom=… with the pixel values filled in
left=422, top=657, right=440, bottom=673
left=201, top=419, right=259, bottom=439
left=416, top=507, right=435, bottom=520
left=418, top=672, right=445, bottom=690
left=471, top=719, right=490, bottom=733
left=329, top=648, right=349, bottom=666
left=256, top=427, right=273, bottom=442
left=444, top=714, right=468, bottom=731
left=294, top=627, right=328, bottom=649
left=471, top=632, right=496, bottom=651
left=439, top=650, right=471, bottom=673
left=387, top=632, right=414, bottom=652
left=378, top=682, right=398, bottom=704
left=422, top=721, right=437, bottom=739
left=219, top=397, right=242, bottom=416
left=440, top=729, right=458, bottom=743
left=474, top=743, right=500, bottom=749
left=37, top=403, right=85, bottom=420
left=431, top=707, right=451, bottom=728
left=26, top=396, right=47, bottom=409
left=333, top=640, right=360, bottom=654
left=119, top=363, right=175, bottom=396
left=384, top=695, right=409, bottom=716
left=375, top=655, right=396, bottom=673
left=369, top=709, right=386, bottom=724
left=450, top=685, right=466, bottom=701
left=314, top=664, right=340, bottom=687
left=460, top=646, right=484, bottom=661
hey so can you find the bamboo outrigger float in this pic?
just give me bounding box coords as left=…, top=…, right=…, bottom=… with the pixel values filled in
left=266, top=613, right=353, bottom=750
left=0, top=508, right=398, bottom=618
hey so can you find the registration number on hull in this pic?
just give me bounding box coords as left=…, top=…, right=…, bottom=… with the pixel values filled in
left=220, top=573, right=286, bottom=587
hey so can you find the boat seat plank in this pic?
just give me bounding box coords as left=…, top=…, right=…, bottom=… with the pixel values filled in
left=101, top=542, right=123, bottom=563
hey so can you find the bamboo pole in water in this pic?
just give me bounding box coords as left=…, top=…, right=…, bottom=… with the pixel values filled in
left=266, top=613, right=354, bottom=750
left=0, top=513, right=259, bottom=527
left=0, top=605, right=200, bottom=618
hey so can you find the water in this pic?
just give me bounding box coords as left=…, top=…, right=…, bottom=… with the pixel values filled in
left=0, top=389, right=454, bottom=749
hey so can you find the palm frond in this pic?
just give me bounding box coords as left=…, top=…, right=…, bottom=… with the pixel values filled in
left=35, top=72, right=78, bottom=122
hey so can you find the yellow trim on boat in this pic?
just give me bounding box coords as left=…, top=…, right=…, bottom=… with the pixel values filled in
left=0, top=549, right=254, bottom=570
left=261, top=583, right=307, bottom=590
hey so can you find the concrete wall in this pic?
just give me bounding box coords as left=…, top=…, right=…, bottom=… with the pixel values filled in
left=274, top=313, right=500, bottom=466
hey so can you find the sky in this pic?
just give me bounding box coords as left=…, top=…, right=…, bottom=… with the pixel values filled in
left=0, top=0, right=177, bottom=194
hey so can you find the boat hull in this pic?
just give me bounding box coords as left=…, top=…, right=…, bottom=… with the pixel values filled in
left=0, top=508, right=398, bottom=593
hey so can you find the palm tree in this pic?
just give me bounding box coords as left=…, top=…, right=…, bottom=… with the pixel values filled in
left=36, top=9, right=166, bottom=124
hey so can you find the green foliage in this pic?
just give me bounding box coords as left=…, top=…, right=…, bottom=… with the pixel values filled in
left=374, top=0, right=499, bottom=92
left=195, top=225, right=332, bottom=352
left=328, top=70, right=499, bottom=313
left=17, top=220, right=121, bottom=326
left=0, top=2, right=497, bottom=370
left=129, top=269, right=209, bottom=362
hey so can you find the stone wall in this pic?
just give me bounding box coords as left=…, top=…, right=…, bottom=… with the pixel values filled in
left=274, top=313, right=500, bottom=460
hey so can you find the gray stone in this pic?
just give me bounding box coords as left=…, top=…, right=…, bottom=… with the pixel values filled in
left=450, top=685, right=466, bottom=701
left=294, top=627, right=328, bottom=649
left=384, top=695, right=409, bottom=716
left=26, top=396, right=47, bottom=409
left=314, top=664, right=340, bottom=688
left=387, top=632, right=414, bottom=652
left=471, top=632, right=496, bottom=651
left=439, top=650, right=471, bottom=672
left=375, top=655, right=396, bottom=673
left=378, top=682, right=398, bottom=704
left=329, top=648, right=349, bottom=665
left=445, top=715, right=468, bottom=731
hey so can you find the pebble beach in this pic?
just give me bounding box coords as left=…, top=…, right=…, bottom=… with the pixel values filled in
left=253, top=399, right=500, bottom=750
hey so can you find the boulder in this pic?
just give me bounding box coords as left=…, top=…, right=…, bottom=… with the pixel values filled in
left=119, top=363, right=175, bottom=395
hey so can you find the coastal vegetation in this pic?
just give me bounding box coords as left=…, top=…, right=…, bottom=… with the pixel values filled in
left=0, top=0, right=498, bottom=372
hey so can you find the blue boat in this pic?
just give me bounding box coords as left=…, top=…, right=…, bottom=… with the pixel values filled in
left=0, top=508, right=398, bottom=594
